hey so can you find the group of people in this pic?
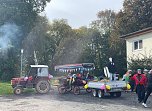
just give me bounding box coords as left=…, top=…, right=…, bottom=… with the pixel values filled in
left=67, top=72, right=94, bottom=86
left=122, top=69, right=152, bottom=108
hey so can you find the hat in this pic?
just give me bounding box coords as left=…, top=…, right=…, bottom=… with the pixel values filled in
left=137, top=69, right=141, bottom=71
left=128, top=70, right=132, bottom=72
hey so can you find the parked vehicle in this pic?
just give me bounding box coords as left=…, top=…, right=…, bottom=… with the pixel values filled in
left=87, top=67, right=131, bottom=98
left=11, top=65, right=51, bottom=95
left=88, top=80, right=130, bottom=98
left=55, top=63, right=94, bottom=95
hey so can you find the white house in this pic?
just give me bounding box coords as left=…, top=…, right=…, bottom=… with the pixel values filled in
left=121, top=27, right=152, bottom=62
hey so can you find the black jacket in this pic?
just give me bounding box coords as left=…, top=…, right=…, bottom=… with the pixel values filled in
left=147, top=74, right=152, bottom=88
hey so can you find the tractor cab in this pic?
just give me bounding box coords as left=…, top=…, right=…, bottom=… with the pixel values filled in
left=26, top=65, right=50, bottom=82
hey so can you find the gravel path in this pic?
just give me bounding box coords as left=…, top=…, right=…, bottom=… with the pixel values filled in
left=0, top=87, right=151, bottom=111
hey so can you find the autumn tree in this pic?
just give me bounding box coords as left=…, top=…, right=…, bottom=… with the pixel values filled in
left=118, top=0, right=152, bottom=35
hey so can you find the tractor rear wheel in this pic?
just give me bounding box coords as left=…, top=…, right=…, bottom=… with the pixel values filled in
left=35, top=80, right=50, bottom=94
left=14, top=86, right=23, bottom=95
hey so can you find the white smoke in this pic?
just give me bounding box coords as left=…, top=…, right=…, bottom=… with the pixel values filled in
left=0, top=23, right=21, bottom=54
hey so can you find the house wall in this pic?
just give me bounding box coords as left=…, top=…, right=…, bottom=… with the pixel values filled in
left=126, top=32, right=152, bottom=62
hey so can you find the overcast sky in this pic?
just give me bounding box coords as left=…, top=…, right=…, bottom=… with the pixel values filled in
left=45, top=0, right=124, bottom=28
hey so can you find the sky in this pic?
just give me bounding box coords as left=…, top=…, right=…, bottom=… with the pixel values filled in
left=45, top=0, right=124, bottom=28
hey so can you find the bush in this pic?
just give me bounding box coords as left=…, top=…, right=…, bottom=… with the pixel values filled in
left=128, top=56, right=152, bottom=71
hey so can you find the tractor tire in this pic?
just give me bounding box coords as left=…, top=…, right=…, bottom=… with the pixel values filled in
left=98, top=90, right=104, bottom=98
left=92, top=89, right=97, bottom=97
left=58, top=85, right=66, bottom=94
left=35, top=80, right=50, bottom=94
left=73, top=86, right=80, bottom=95
left=14, top=86, right=23, bottom=95
left=115, top=92, right=121, bottom=97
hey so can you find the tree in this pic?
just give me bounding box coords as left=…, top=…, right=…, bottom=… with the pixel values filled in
left=91, top=10, right=116, bottom=33
left=118, top=0, right=152, bottom=35
left=90, top=9, right=127, bottom=75
left=0, top=0, right=51, bottom=80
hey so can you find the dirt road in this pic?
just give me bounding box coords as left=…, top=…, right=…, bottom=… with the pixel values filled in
left=0, top=87, right=151, bottom=111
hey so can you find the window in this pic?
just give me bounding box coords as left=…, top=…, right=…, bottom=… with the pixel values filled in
left=37, top=68, right=48, bottom=76
left=133, top=40, right=143, bottom=50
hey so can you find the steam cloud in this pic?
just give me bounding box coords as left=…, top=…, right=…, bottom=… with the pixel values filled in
left=0, top=23, right=21, bottom=54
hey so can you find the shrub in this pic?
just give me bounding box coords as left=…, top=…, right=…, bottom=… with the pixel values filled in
left=128, top=55, right=152, bottom=72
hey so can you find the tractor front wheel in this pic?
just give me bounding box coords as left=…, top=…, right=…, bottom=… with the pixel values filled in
left=14, top=86, right=23, bottom=95
left=35, top=80, right=50, bottom=94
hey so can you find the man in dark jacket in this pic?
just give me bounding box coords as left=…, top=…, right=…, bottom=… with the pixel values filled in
left=132, top=69, right=147, bottom=103
left=142, top=70, right=152, bottom=108
left=107, top=57, right=116, bottom=81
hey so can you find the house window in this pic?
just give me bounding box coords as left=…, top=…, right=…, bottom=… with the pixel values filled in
left=133, top=40, right=143, bottom=50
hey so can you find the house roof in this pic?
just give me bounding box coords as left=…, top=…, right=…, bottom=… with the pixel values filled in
left=120, top=27, right=152, bottom=39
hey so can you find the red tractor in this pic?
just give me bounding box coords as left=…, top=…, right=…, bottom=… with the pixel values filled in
left=11, top=65, right=51, bottom=95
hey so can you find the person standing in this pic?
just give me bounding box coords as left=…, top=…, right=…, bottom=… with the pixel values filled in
left=107, top=57, right=116, bottom=81
left=122, top=70, right=132, bottom=84
left=129, top=73, right=135, bottom=92
left=143, top=69, right=149, bottom=77
left=132, top=69, right=147, bottom=103
left=142, top=70, right=152, bottom=108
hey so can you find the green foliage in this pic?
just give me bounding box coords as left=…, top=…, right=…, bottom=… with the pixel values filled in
left=118, top=0, right=152, bottom=35
left=90, top=9, right=127, bottom=76
left=0, top=0, right=50, bottom=81
left=0, top=48, right=20, bottom=81
left=0, top=82, right=13, bottom=95
left=128, top=56, right=152, bottom=71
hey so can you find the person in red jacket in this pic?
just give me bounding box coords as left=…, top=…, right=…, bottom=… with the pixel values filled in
left=132, top=69, right=147, bottom=103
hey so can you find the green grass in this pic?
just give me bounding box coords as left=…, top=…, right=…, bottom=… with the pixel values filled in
left=0, top=82, right=13, bottom=95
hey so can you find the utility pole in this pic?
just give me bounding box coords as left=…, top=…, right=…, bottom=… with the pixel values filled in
left=21, top=49, right=24, bottom=77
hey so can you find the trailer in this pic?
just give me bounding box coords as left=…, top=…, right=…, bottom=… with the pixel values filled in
left=87, top=80, right=130, bottom=98
left=86, top=66, right=130, bottom=98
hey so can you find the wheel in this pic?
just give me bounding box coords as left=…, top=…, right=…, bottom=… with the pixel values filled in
left=14, top=86, right=23, bottom=95
left=98, top=90, right=104, bottom=98
left=110, top=92, right=115, bottom=97
left=86, top=88, right=92, bottom=93
left=35, top=80, right=50, bottom=94
left=73, top=86, right=80, bottom=95
left=58, top=85, right=66, bottom=94
left=115, top=92, right=121, bottom=97
left=92, top=89, right=97, bottom=97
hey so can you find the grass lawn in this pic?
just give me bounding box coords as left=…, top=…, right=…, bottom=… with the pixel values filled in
left=0, top=82, right=13, bottom=95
